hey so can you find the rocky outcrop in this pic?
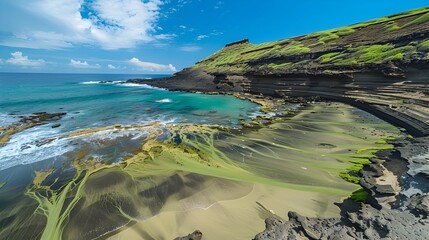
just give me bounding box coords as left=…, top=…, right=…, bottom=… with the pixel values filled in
left=254, top=136, right=429, bottom=240
left=254, top=203, right=429, bottom=240
left=174, top=230, right=203, bottom=240
left=0, top=112, right=66, bottom=146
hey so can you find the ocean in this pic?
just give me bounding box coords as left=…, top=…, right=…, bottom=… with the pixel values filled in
left=0, top=72, right=260, bottom=171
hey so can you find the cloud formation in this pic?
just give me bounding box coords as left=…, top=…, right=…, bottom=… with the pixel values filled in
left=70, top=59, right=100, bottom=69
left=129, top=57, right=176, bottom=72
left=107, top=64, right=117, bottom=69
left=0, top=0, right=166, bottom=50
left=6, top=52, right=46, bottom=67
left=196, top=34, right=209, bottom=40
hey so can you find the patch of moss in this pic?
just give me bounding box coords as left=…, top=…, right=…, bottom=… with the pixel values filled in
left=384, top=21, right=401, bottom=31
left=334, top=27, right=355, bottom=36
left=274, top=41, right=311, bottom=56
left=0, top=182, right=5, bottom=189
left=318, top=32, right=340, bottom=43
left=267, top=62, right=292, bottom=70
left=337, top=44, right=414, bottom=65
left=308, top=41, right=325, bottom=48
left=318, top=52, right=346, bottom=64
left=349, top=188, right=369, bottom=203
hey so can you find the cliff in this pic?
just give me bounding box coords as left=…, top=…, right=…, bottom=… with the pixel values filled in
left=129, top=6, right=429, bottom=137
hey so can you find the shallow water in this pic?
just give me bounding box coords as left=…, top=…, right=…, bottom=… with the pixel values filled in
left=0, top=73, right=260, bottom=170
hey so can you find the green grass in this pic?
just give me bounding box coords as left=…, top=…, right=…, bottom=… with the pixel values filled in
left=274, top=41, right=311, bottom=56
left=350, top=188, right=369, bottom=203
left=384, top=21, right=401, bottom=31
left=318, top=52, right=344, bottom=63
left=195, top=7, right=429, bottom=72
left=417, top=39, right=429, bottom=51
left=267, top=62, right=292, bottom=70
left=332, top=44, right=414, bottom=65
left=403, top=12, right=429, bottom=27
left=318, top=32, right=340, bottom=43
left=334, top=27, right=355, bottom=36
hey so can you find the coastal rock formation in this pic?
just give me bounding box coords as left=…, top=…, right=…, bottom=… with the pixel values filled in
left=254, top=204, right=429, bottom=240
left=127, top=6, right=429, bottom=240
left=254, top=137, right=429, bottom=240
left=0, top=112, right=66, bottom=146
left=174, top=230, right=203, bottom=240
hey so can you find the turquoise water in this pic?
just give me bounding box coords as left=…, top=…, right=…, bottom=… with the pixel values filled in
left=0, top=73, right=260, bottom=170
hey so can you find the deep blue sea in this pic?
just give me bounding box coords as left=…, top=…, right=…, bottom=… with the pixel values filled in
left=0, top=73, right=260, bottom=170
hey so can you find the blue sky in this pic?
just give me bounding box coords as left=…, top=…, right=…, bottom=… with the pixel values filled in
left=0, top=0, right=427, bottom=73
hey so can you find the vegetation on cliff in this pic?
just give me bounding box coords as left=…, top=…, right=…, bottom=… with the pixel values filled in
left=194, top=6, right=429, bottom=75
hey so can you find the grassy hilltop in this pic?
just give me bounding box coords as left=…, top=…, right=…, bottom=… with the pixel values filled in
left=193, top=7, right=429, bottom=76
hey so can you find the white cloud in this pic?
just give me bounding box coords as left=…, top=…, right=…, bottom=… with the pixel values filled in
left=154, top=34, right=177, bottom=40
left=179, top=25, right=187, bottom=29
left=197, top=34, right=209, bottom=40
left=0, top=0, right=165, bottom=50
left=6, top=52, right=46, bottom=67
left=129, top=57, right=176, bottom=72
left=70, top=59, right=100, bottom=69
left=211, top=30, right=223, bottom=36
left=107, top=64, right=117, bottom=69
left=179, top=46, right=202, bottom=52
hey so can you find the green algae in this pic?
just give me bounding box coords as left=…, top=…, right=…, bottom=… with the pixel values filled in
left=0, top=181, right=5, bottom=189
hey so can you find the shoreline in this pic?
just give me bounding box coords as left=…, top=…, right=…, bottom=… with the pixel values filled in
left=1, top=98, right=396, bottom=240
left=128, top=79, right=429, bottom=239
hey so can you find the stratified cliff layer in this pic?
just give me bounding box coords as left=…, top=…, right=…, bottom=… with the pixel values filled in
left=129, top=7, right=429, bottom=137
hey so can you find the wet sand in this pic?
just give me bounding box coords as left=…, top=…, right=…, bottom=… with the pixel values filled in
left=107, top=180, right=346, bottom=240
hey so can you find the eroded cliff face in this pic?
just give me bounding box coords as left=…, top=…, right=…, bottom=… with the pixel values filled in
left=129, top=7, right=429, bottom=137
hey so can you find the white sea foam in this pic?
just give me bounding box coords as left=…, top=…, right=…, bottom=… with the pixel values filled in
left=80, top=81, right=124, bottom=85
left=80, top=81, right=100, bottom=84
left=0, top=113, right=19, bottom=127
left=155, top=98, right=173, bottom=103
left=0, top=125, right=73, bottom=171
left=119, top=83, right=166, bottom=90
